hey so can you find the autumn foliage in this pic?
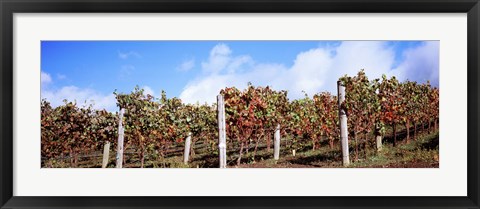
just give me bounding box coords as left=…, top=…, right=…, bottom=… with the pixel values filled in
left=41, top=70, right=439, bottom=167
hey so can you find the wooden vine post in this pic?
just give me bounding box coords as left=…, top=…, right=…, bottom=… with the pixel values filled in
left=116, top=107, right=125, bottom=168
left=337, top=81, right=350, bottom=166
left=274, top=124, right=280, bottom=161
left=102, top=141, right=110, bottom=168
left=375, top=122, right=383, bottom=152
left=217, top=95, right=227, bottom=168
left=183, top=132, right=192, bottom=165
left=375, top=128, right=383, bottom=152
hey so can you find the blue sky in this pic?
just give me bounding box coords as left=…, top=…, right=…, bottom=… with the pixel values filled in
left=41, top=41, right=439, bottom=112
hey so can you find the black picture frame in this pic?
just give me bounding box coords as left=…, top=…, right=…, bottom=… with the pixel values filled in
left=1, top=0, right=479, bottom=208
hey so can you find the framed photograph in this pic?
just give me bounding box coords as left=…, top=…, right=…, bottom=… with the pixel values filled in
left=1, top=0, right=479, bottom=208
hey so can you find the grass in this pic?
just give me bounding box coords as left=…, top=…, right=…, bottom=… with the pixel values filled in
left=347, top=131, right=439, bottom=168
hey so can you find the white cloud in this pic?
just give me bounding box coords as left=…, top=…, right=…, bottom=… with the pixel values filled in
left=57, top=74, right=67, bottom=80
left=320, top=41, right=396, bottom=93
left=142, top=86, right=155, bottom=97
left=225, top=55, right=253, bottom=74
left=41, top=85, right=158, bottom=112
left=180, top=41, right=395, bottom=103
left=201, top=43, right=253, bottom=74
left=178, top=41, right=438, bottom=104
left=118, top=51, right=141, bottom=59
left=180, top=75, right=233, bottom=104
left=180, top=63, right=290, bottom=104
left=201, top=43, right=231, bottom=74
left=392, top=41, right=439, bottom=86
left=42, top=86, right=117, bottom=112
left=177, top=59, right=195, bottom=72
left=41, top=71, right=52, bottom=85
left=276, top=48, right=333, bottom=97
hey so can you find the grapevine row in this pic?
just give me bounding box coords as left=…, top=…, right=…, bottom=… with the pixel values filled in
left=41, top=70, right=439, bottom=167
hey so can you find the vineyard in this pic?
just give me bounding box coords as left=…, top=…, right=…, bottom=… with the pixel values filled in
left=41, top=70, right=439, bottom=168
